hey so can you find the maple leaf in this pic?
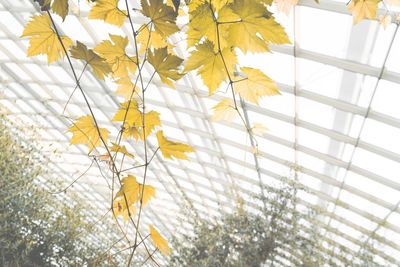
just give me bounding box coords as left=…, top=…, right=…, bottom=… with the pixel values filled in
left=115, top=77, right=140, bottom=99
left=114, top=175, right=155, bottom=220
left=140, top=111, right=161, bottom=140
left=34, top=0, right=69, bottom=20
left=68, top=115, right=109, bottom=153
left=52, top=0, right=69, bottom=20
left=113, top=199, right=137, bottom=221
left=274, top=0, right=298, bottom=16
left=137, top=25, right=169, bottom=54
left=89, top=0, right=127, bottom=26
left=21, top=14, right=72, bottom=64
left=123, top=111, right=161, bottom=140
left=212, top=0, right=234, bottom=11
left=70, top=41, right=111, bottom=80
left=110, top=142, right=134, bottom=158
left=185, top=40, right=237, bottom=95
left=149, top=225, right=171, bottom=256
left=348, top=0, right=380, bottom=24
left=113, top=175, right=139, bottom=220
left=112, top=100, right=141, bottom=123
left=187, top=3, right=216, bottom=48
left=116, top=175, right=141, bottom=204
left=113, top=101, right=160, bottom=140
left=141, top=0, right=179, bottom=38
left=234, top=67, right=280, bottom=105
left=156, top=131, right=193, bottom=160
left=94, top=34, right=137, bottom=78
left=148, top=47, right=183, bottom=88
left=139, top=183, right=156, bottom=206
left=212, top=98, right=237, bottom=121
left=187, top=3, right=237, bottom=49
left=227, top=0, right=290, bottom=53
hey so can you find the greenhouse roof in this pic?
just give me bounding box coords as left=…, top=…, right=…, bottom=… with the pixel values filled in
left=1, top=0, right=400, bottom=265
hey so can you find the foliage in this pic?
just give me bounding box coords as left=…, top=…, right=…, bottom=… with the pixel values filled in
left=19, top=0, right=397, bottom=264
left=0, top=117, right=106, bottom=267
left=169, top=180, right=386, bottom=267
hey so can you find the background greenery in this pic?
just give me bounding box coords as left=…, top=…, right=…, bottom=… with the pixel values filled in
left=0, top=116, right=109, bottom=267
left=169, top=180, right=381, bottom=267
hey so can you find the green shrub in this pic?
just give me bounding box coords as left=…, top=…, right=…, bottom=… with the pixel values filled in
left=0, top=117, right=104, bottom=266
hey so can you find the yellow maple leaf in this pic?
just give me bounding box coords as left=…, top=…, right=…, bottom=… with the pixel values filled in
left=212, top=98, right=237, bottom=121
left=212, top=0, right=234, bottom=11
left=227, top=0, right=290, bottom=53
left=112, top=100, right=141, bottom=123
left=348, top=0, right=380, bottom=24
left=149, top=225, right=171, bottom=256
left=21, top=14, right=72, bottom=64
left=33, top=0, right=69, bottom=20
left=187, top=3, right=238, bottom=49
left=115, top=77, right=140, bottom=99
left=52, top=0, right=69, bottom=20
left=137, top=25, right=169, bottom=54
left=139, top=183, right=156, bottom=206
left=185, top=40, right=237, bottom=95
left=123, top=111, right=161, bottom=140
left=113, top=101, right=160, bottom=140
left=141, top=0, right=179, bottom=38
left=110, top=142, right=134, bottom=158
left=116, top=175, right=141, bottom=204
left=113, top=175, right=139, bottom=220
left=234, top=67, right=280, bottom=105
left=114, top=175, right=155, bottom=220
left=88, top=0, right=127, bottom=26
left=67, top=115, right=109, bottom=153
left=148, top=47, right=183, bottom=88
left=187, top=3, right=217, bottom=48
left=70, top=41, right=111, bottom=80
left=156, top=131, right=193, bottom=160
left=94, top=34, right=137, bottom=78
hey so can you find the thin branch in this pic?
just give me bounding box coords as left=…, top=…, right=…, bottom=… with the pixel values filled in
left=48, top=157, right=95, bottom=194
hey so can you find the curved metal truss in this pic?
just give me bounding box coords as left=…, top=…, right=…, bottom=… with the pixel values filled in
left=1, top=0, right=400, bottom=265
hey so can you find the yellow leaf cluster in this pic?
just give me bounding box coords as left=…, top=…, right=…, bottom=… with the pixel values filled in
left=21, top=14, right=72, bottom=64
left=67, top=115, right=109, bottom=153
left=149, top=225, right=171, bottom=256
left=187, top=0, right=289, bottom=52
left=156, top=131, right=194, bottom=160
